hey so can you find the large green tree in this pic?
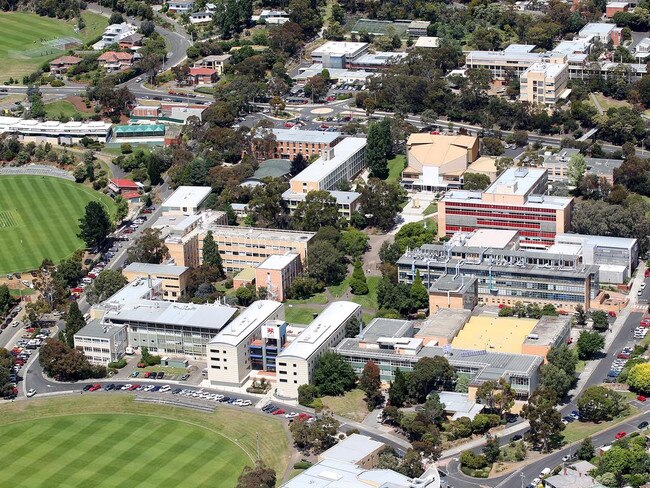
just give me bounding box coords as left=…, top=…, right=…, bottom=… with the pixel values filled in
left=577, top=386, right=625, bottom=422
left=307, top=240, right=346, bottom=286
left=388, top=368, right=409, bottom=407
left=313, top=352, right=357, bottom=396
left=126, top=228, right=169, bottom=264
left=292, top=190, right=341, bottom=231
left=627, top=363, right=650, bottom=394
left=366, top=119, right=392, bottom=179
left=407, top=356, right=456, bottom=402
left=410, top=270, right=429, bottom=310
left=350, top=258, right=369, bottom=295
left=202, top=230, right=224, bottom=277
left=86, top=269, right=128, bottom=304
left=78, top=201, right=112, bottom=249
left=236, top=461, right=276, bottom=488
left=576, top=330, right=605, bottom=359
left=63, top=302, right=86, bottom=348
left=358, top=179, right=405, bottom=231
left=568, top=153, right=587, bottom=187
left=521, top=387, right=564, bottom=452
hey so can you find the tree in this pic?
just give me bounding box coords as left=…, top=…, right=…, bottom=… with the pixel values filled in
left=521, top=387, right=564, bottom=452
left=290, top=153, right=307, bottom=176
left=575, top=304, right=587, bottom=326
left=476, top=378, right=515, bottom=418
left=576, top=437, right=594, bottom=461
left=410, top=270, right=428, bottom=311
left=388, top=368, right=408, bottom=407
left=350, top=259, right=369, bottom=295
left=577, top=386, right=625, bottom=422
left=126, top=228, right=168, bottom=264
left=591, top=310, right=609, bottom=332
left=407, top=356, right=456, bottom=402
left=307, top=240, right=346, bottom=286
left=236, top=461, right=276, bottom=488
left=546, top=345, right=578, bottom=377
left=202, top=230, right=224, bottom=277
left=289, top=413, right=339, bottom=453
left=576, top=330, right=605, bottom=359
left=540, top=363, right=573, bottom=399
left=483, top=434, right=500, bottom=463
left=313, top=352, right=357, bottom=396
left=360, top=360, right=383, bottom=411
left=140, top=20, right=155, bottom=37
left=345, top=316, right=363, bottom=338
left=63, top=302, right=86, bottom=348
left=568, top=153, right=587, bottom=187
left=482, top=137, right=504, bottom=156
left=366, top=119, right=392, bottom=179
left=304, top=74, right=328, bottom=102
left=289, top=275, right=324, bottom=300
left=236, top=286, right=255, bottom=306
left=460, top=450, right=489, bottom=470
left=358, top=179, right=404, bottom=231
left=399, top=450, right=425, bottom=478
left=39, top=339, right=105, bottom=381
left=292, top=191, right=341, bottom=231
left=78, top=201, right=111, bottom=249
left=627, top=363, right=650, bottom=394
left=463, top=172, right=492, bottom=191
left=455, top=375, right=470, bottom=393
left=298, top=384, right=319, bottom=406
left=114, top=195, right=128, bottom=223
left=0, top=285, right=15, bottom=317
left=86, top=269, right=127, bottom=304
left=341, top=228, right=369, bottom=258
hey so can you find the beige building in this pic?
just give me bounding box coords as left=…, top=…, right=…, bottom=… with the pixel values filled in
left=122, top=262, right=190, bottom=302
left=207, top=300, right=285, bottom=388
left=193, top=54, right=232, bottom=75
left=255, top=253, right=302, bottom=302
left=318, top=434, right=386, bottom=469
left=402, top=133, right=479, bottom=192
left=289, top=137, right=366, bottom=193
left=466, top=156, right=498, bottom=182
left=428, top=275, right=478, bottom=311
left=519, top=62, right=569, bottom=105
left=166, top=224, right=315, bottom=272
left=276, top=301, right=362, bottom=399
left=252, top=128, right=343, bottom=161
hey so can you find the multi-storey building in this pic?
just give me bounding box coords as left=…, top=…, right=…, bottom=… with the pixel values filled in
left=122, top=263, right=190, bottom=302
left=275, top=301, right=362, bottom=399
left=254, top=253, right=303, bottom=302
left=161, top=186, right=212, bottom=216
left=288, top=137, right=366, bottom=193
left=166, top=223, right=315, bottom=272
left=438, top=167, right=573, bottom=249
left=520, top=62, right=569, bottom=105
left=282, top=189, right=361, bottom=220
left=542, top=148, right=623, bottom=185
left=74, top=321, right=128, bottom=365
left=252, top=128, right=342, bottom=160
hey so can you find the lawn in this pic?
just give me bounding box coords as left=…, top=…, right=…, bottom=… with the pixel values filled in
left=327, top=276, right=380, bottom=310
left=44, top=100, right=92, bottom=120
left=423, top=202, right=438, bottom=216
left=0, top=394, right=290, bottom=487
left=321, top=389, right=369, bottom=422
left=286, top=305, right=318, bottom=324
left=386, top=155, right=406, bottom=183
left=561, top=407, right=640, bottom=444
left=9, top=288, right=35, bottom=297
left=0, top=12, right=107, bottom=82
left=0, top=175, right=116, bottom=274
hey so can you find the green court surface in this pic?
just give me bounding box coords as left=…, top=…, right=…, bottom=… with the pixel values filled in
left=0, top=414, right=251, bottom=488
left=0, top=175, right=115, bottom=274
left=0, top=12, right=107, bottom=81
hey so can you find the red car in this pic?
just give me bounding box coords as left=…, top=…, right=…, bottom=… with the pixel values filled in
left=128, top=384, right=139, bottom=391
left=615, top=431, right=627, bottom=440
left=645, top=269, right=650, bottom=278
left=272, top=409, right=286, bottom=415
left=638, top=395, right=647, bottom=402
left=89, top=384, right=102, bottom=391
left=326, top=96, right=335, bottom=102
left=617, top=353, right=631, bottom=359
left=144, top=371, right=151, bottom=378
left=297, top=413, right=312, bottom=421
left=608, top=311, right=617, bottom=318
left=320, top=124, right=329, bottom=129
left=558, top=310, right=569, bottom=315
left=283, top=122, right=294, bottom=128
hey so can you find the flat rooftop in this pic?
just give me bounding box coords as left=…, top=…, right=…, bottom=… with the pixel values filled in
left=206, top=224, right=315, bottom=243
left=75, top=320, right=125, bottom=339
left=210, top=300, right=284, bottom=346
left=291, top=137, right=366, bottom=184
left=437, top=391, right=485, bottom=420
left=311, top=41, right=368, bottom=57
left=123, top=262, right=189, bottom=276
left=359, top=318, right=413, bottom=342
left=452, top=315, right=538, bottom=354
left=271, top=128, right=341, bottom=145
left=101, top=277, right=162, bottom=306
left=104, top=299, right=237, bottom=331
left=415, top=308, right=472, bottom=342
left=579, top=22, right=616, bottom=37
left=429, top=275, right=477, bottom=294
left=523, top=62, right=566, bottom=78
left=525, top=315, right=570, bottom=346
left=258, top=253, right=300, bottom=270
left=282, top=189, right=361, bottom=205
left=460, top=229, right=519, bottom=249
left=444, top=191, right=572, bottom=211
left=162, top=186, right=212, bottom=210
left=484, top=167, right=545, bottom=196
left=279, top=301, right=361, bottom=360
left=320, top=434, right=384, bottom=464
left=555, top=233, right=637, bottom=249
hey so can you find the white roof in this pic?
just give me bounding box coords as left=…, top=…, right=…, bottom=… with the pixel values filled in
left=0, top=116, right=111, bottom=136
left=104, top=299, right=237, bottom=330
left=291, top=137, right=366, bottom=184
left=415, top=36, right=440, bottom=48
left=162, top=186, right=212, bottom=210
left=209, top=300, right=283, bottom=346
left=579, top=23, right=616, bottom=37
left=123, top=262, right=189, bottom=276
left=312, top=41, right=368, bottom=58
left=522, top=62, right=567, bottom=78
left=258, top=253, right=300, bottom=270
left=282, top=189, right=361, bottom=205
left=102, top=277, right=162, bottom=306
left=320, top=434, right=384, bottom=464
left=279, top=301, right=360, bottom=360
left=461, top=229, right=519, bottom=249
left=484, top=167, right=545, bottom=196
left=607, top=2, right=628, bottom=7
left=271, top=128, right=341, bottom=144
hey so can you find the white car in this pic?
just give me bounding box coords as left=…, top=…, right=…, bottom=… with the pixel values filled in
left=26, top=389, right=36, bottom=397
left=532, top=478, right=541, bottom=486
left=641, top=283, right=647, bottom=290
left=562, top=455, right=571, bottom=462
left=160, top=385, right=171, bottom=392
left=285, top=412, right=298, bottom=418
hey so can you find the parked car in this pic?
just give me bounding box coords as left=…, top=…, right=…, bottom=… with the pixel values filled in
left=615, top=431, right=627, bottom=440
left=180, top=374, right=190, bottom=381
left=83, top=384, right=93, bottom=391
left=638, top=421, right=649, bottom=429
left=156, top=371, right=164, bottom=379
left=26, top=388, right=36, bottom=397
left=272, top=409, right=286, bottom=415
left=638, top=395, right=647, bottom=402
left=89, top=384, right=102, bottom=391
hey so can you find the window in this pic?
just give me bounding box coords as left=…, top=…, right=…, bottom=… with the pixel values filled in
left=280, top=379, right=287, bottom=383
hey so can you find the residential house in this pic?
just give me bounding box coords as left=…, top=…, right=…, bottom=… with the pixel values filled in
left=97, top=51, right=134, bottom=71
left=118, top=33, right=144, bottom=49
left=190, top=11, right=213, bottom=24
left=194, top=54, right=231, bottom=75
left=188, top=67, right=217, bottom=85
left=167, top=0, right=195, bottom=13
left=49, top=56, right=82, bottom=77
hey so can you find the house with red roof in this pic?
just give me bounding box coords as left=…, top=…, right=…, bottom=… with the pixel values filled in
left=49, top=56, right=83, bottom=77
left=188, top=67, right=217, bottom=85
left=108, top=178, right=141, bottom=196
left=98, top=51, right=134, bottom=72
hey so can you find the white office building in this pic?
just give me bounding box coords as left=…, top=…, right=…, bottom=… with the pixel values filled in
left=74, top=321, right=128, bottom=365
left=276, top=301, right=362, bottom=399
left=0, top=116, right=112, bottom=144
left=161, top=186, right=212, bottom=216
left=519, top=62, right=569, bottom=105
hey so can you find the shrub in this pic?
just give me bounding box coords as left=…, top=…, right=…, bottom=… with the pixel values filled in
left=108, top=358, right=127, bottom=369
left=293, top=461, right=313, bottom=469
left=460, top=450, right=489, bottom=470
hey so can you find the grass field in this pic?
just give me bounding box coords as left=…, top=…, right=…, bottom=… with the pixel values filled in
left=386, top=155, right=406, bottom=183
left=44, top=100, right=92, bottom=120
left=285, top=305, right=318, bottom=324
left=321, top=389, right=368, bottom=422
left=0, top=175, right=115, bottom=274
left=0, top=395, right=290, bottom=488
left=0, top=12, right=107, bottom=81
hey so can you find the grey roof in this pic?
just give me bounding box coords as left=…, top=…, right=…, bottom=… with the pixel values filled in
left=291, top=137, right=366, bottom=184
left=320, top=434, right=384, bottom=464
left=253, top=159, right=292, bottom=179
left=415, top=308, right=472, bottom=341
left=359, top=318, right=413, bottom=342
left=271, top=128, right=341, bottom=144
left=209, top=300, right=283, bottom=346
left=282, top=189, right=361, bottom=205
left=524, top=315, right=570, bottom=345
left=429, top=275, right=477, bottom=294
left=75, top=320, right=125, bottom=339
left=123, top=262, right=189, bottom=277
left=104, top=299, right=237, bottom=331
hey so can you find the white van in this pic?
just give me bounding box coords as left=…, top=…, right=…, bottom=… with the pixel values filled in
left=540, top=468, right=551, bottom=477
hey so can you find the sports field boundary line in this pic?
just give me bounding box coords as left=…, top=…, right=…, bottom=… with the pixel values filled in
left=0, top=409, right=257, bottom=464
